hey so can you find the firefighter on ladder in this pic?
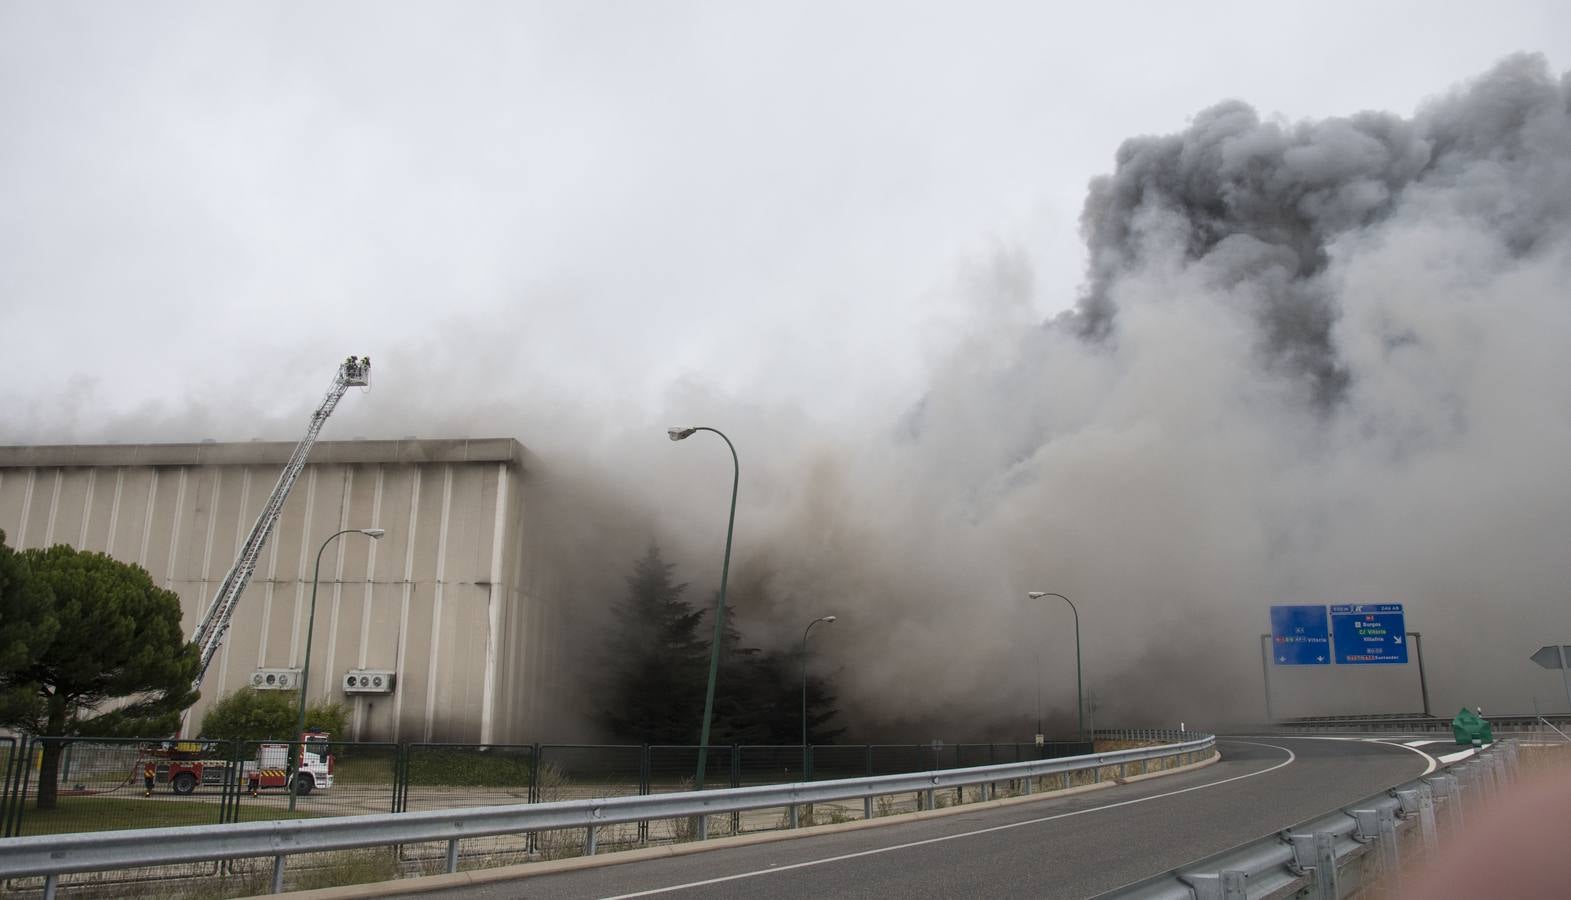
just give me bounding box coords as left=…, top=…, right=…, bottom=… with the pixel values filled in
left=143, top=761, right=156, bottom=797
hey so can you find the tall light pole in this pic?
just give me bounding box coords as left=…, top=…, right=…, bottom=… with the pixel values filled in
left=1027, top=591, right=1083, bottom=739
left=1033, top=649, right=1043, bottom=742
left=290, top=526, right=384, bottom=810
left=668, top=426, right=738, bottom=790
left=801, top=615, right=836, bottom=774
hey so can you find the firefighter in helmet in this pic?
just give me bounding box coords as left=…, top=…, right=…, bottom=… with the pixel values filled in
left=143, top=761, right=156, bottom=797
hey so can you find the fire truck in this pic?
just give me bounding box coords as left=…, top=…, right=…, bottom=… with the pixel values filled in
left=143, top=731, right=335, bottom=796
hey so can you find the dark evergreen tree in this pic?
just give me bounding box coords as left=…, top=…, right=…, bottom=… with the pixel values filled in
left=709, top=595, right=773, bottom=744
left=0, top=530, right=55, bottom=677
left=599, top=546, right=845, bottom=746
left=743, top=649, right=844, bottom=745
left=711, top=596, right=843, bottom=745
left=600, top=545, right=708, bottom=743
left=0, top=541, right=200, bottom=809
left=800, top=664, right=844, bottom=746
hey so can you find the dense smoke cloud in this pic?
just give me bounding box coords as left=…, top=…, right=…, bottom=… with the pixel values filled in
left=715, top=52, right=1571, bottom=734
left=9, top=53, right=1571, bottom=739
left=1074, top=53, right=1568, bottom=412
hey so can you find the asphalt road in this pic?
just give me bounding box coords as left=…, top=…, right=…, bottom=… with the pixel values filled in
left=411, top=736, right=1431, bottom=900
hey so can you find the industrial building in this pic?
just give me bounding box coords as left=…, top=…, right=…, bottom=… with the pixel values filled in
left=0, top=438, right=557, bottom=744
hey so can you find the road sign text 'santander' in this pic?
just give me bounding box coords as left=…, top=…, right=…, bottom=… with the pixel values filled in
left=1330, top=604, right=1408, bottom=665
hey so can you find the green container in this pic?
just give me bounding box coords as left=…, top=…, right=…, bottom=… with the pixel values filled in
left=1451, top=708, right=1494, bottom=746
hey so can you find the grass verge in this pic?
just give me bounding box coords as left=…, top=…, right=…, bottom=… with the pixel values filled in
left=13, top=796, right=317, bottom=836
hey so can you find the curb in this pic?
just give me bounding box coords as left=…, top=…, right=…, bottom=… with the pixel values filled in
left=254, top=751, right=1220, bottom=898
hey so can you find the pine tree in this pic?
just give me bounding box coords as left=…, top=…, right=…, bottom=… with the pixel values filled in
left=710, top=595, right=843, bottom=746
left=0, top=540, right=200, bottom=809
left=600, top=545, right=708, bottom=744
left=709, top=594, right=772, bottom=744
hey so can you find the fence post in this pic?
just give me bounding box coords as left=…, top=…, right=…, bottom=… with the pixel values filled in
left=1378, top=807, right=1400, bottom=881
left=1291, top=832, right=1339, bottom=900
left=863, top=745, right=874, bottom=819
left=271, top=854, right=287, bottom=894
left=392, top=743, right=405, bottom=814
left=12, top=736, right=35, bottom=838
left=1, top=736, right=20, bottom=838
left=1454, top=766, right=1473, bottom=823
left=639, top=743, right=650, bottom=845
left=527, top=744, right=540, bottom=805
left=1416, top=784, right=1439, bottom=852
left=1313, top=832, right=1338, bottom=899
left=1429, top=774, right=1461, bottom=834
left=1, top=738, right=11, bottom=838
left=528, top=744, right=543, bottom=855
left=730, top=745, right=741, bottom=835
left=218, top=740, right=234, bottom=825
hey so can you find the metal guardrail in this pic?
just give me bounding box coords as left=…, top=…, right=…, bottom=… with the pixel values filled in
left=1277, top=713, right=1571, bottom=734
left=0, top=733, right=1215, bottom=896
left=1101, top=740, right=1519, bottom=899
left=1095, top=729, right=1199, bottom=742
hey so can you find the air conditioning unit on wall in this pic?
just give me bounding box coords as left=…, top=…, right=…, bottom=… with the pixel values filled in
left=343, top=669, right=396, bottom=694
left=251, top=668, right=301, bottom=691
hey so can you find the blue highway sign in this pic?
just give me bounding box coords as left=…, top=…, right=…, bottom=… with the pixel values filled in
left=1331, top=604, right=1408, bottom=664
left=1270, top=605, right=1331, bottom=665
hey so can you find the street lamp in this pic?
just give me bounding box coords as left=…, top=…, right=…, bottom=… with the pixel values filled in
left=801, top=615, right=836, bottom=774
left=1027, top=591, right=1083, bottom=739
left=667, top=425, right=738, bottom=790
left=290, top=527, right=384, bottom=810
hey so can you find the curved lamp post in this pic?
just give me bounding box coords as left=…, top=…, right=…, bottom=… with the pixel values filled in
left=290, top=527, right=384, bottom=810
left=801, top=615, right=836, bottom=773
left=1027, top=591, right=1083, bottom=739
left=668, top=426, right=738, bottom=790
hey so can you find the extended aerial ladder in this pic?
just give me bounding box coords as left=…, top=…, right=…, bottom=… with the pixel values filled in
left=186, top=356, right=371, bottom=694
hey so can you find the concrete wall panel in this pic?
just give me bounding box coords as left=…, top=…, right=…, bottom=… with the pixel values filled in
left=0, top=439, right=538, bottom=744
left=0, top=471, right=27, bottom=544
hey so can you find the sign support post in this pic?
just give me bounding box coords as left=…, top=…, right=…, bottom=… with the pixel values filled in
left=1259, top=634, right=1275, bottom=723
left=1559, top=645, right=1570, bottom=715
left=1410, top=632, right=1432, bottom=717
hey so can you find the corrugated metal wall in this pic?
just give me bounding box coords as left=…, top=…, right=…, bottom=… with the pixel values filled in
left=0, top=439, right=550, bottom=744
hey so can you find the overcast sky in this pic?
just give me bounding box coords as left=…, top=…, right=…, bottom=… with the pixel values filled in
left=3, top=1, right=1568, bottom=437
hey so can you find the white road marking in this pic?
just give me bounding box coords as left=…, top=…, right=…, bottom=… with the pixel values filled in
left=1229, top=734, right=1438, bottom=776
left=1404, top=740, right=1443, bottom=747
left=1438, top=748, right=1477, bottom=764
left=1367, top=739, right=1438, bottom=775
left=598, top=741, right=1297, bottom=899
